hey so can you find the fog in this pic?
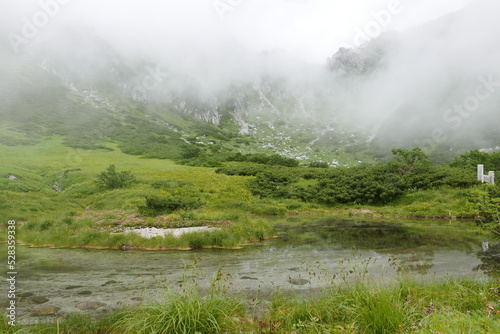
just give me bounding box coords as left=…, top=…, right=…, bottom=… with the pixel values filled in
left=1, top=0, right=499, bottom=150
left=2, top=0, right=477, bottom=70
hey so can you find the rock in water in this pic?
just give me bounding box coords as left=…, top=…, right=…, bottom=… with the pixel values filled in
left=31, top=307, right=60, bottom=316
left=102, top=280, right=118, bottom=286
left=31, top=296, right=49, bottom=304
left=65, top=285, right=84, bottom=290
left=119, top=244, right=133, bottom=251
left=76, top=301, right=107, bottom=310
left=18, top=292, right=34, bottom=298
left=288, top=277, right=310, bottom=286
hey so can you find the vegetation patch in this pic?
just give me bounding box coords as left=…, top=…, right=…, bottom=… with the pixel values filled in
left=5, top=275, right=500, bottom=334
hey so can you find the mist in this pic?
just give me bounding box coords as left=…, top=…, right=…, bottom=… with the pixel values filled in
left=1, top=0, right=499, bottom=153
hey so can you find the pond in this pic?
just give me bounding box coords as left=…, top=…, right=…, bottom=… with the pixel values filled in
left=3, top=218, right=499, bottom=322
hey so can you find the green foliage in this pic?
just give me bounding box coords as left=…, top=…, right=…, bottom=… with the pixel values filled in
left=450, top=149, right=500, bottom=172
left=467, top=184, right=500, bottom=231
left=139, top=195, right=204, bottom=216
left=308, top=161, right=330, bottom=168
left=248, top=169, right=300, bottom=198
left=404, top=166, right=479, bottom=189
left=180, top=145, right=202, bottom=159
left=218, top=149, right=478, bottom=206
left=316, top=166, right=404, bottom=204
left=95, top=165, right=136, bottom=189
left=215, top=164, right=268, bottom=176
left=227, top=153, right=300, bottom=167
left=391, top=147, right=430, bottom=175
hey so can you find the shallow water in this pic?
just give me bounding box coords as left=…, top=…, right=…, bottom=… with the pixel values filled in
left=3, top=217, right=499, bottom=322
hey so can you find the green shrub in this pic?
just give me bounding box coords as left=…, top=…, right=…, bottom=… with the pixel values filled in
left=180, top=145, right=202, bottom=159
left=139, top=195, right=204, bottom=216
left=215, top=164, right=268, bottom=176
left=95, top=165, right=136, bottom=189
left=315, top=166, right=404, bottom=205
left=308, top=161, right=329, bottom=168
left=450, top=149, right=500, bottom=172
left=247, top=169, right=300, bottom=198
left=467, top=185, right=500, bottom=231
left=226, top=153, right=299, bottom=167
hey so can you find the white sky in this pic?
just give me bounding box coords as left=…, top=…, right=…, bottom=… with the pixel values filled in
left=4, top=0, right=477, bottom=64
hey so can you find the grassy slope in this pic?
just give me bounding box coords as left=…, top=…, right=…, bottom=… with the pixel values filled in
left=0, top=137, right=285, bottom=248
left=0, top=136, right=486, bottom=250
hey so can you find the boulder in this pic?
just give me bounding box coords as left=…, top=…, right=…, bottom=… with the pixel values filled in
left=76, top=301, right=107, bottom=310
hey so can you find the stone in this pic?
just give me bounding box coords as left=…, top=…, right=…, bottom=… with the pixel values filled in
left=117, top=300, right=142, bottom=307
left=31, top=307, right=60, bottom=316
left=102, top=280, right=117, bottom=286
left=119, top=244, right=133, bottom=251
left=65, top=285, right=84, bottom=290
left=31, top=296, right=49, bottom=304
left=8, top=175, right=19, bottom=180
left=288, top=277, right=310, bottom=286
left=76, top=301, right=107, bottom=310
left=18, top=292, right=34, bottom=298
left=240, top=276, right=258, bottom=280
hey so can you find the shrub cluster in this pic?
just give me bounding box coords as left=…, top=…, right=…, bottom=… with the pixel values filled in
left=450, top=149, right=500, bottom=172
left=217, top=149, right=480, bottom=205
left=467, top=183, right=500, bottom=231
left=227, top=153, right=300, bottom=167
left=139, top=195, right=204, bottom=216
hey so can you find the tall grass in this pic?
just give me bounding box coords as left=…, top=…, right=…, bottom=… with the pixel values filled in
left=265, top=277, right=500, bottom=333
left=115, top=291, right=245, bottom=334
left=114, top=269, right=246, bottom=334
left=5, top=276, right=499, bottom=333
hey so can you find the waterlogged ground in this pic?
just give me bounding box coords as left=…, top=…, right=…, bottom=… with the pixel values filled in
left=3, top=218, right=498, bottom=323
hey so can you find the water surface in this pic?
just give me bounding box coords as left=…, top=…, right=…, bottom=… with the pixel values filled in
left=3, top=218, right=499, bottom=321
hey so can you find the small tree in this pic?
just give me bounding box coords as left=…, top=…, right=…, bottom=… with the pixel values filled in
left=95, top=165, right=136, bottom=189
left=391, top=148, right=430, bottom=175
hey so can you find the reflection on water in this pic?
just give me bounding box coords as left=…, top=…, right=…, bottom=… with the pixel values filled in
left=2, top=218, right=499, bottom=320
left=475, top=242, right=500, bottom=275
